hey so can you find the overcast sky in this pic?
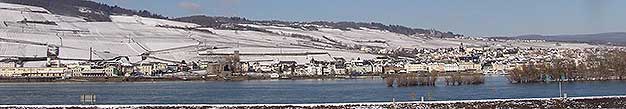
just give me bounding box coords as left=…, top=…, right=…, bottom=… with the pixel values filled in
left=94, top=0, right=626, bottom=37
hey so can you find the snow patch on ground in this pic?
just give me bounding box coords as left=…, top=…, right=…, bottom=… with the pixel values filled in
left=111, top=15, right=199, bottom=28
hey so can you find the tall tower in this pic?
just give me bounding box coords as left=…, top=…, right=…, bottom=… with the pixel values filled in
left=232, top=50, right=241, bottom=74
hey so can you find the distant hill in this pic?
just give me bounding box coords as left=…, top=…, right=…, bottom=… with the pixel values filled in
left=0, top=1, right=605, bottom=63
left=0, top=0, right=460, bottom=37
left=0, top=0, right=167, bottom=22
left=173, top=15, right=462, bottom=37
left=505, top=32, right=626, bottom=45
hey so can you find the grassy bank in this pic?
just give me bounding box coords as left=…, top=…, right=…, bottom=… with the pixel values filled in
left=2, top=96, right=625, bottom=109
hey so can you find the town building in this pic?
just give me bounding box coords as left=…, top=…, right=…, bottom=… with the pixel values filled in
left=0, top=67, right=69, bottom=77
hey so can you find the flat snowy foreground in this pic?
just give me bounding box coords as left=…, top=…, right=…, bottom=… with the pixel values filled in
left=2, top=95, right=626, bottom=109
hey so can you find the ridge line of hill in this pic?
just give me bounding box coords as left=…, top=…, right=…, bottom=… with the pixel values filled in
left=0, top=0, right=461, bottom=38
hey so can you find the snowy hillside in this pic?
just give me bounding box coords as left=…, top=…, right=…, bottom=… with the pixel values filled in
left=0, top=2, right=604, bottom=66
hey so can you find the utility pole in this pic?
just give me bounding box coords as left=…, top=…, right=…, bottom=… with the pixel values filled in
left=89, top=47, right=92, bottom=61
left=559, top=80, right=562, bottom=98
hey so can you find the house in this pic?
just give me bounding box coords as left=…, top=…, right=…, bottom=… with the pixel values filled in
left=404, top=63, right=429, bottom=73
left=458, top=62, right=481, bottom=72
left=241, top=62, right=251, bottom=73
left=333, top=57, right=347, bottom=75
left=443, top=63, right=460, bottom=72
left=255, top=62, right=273, bottom=73
left=270, top=73, right=280, bottom=78
left=485, top=62, right=520, bottom=74
left=305, top=64, right=322, bottom=76
left=305, top=59, right=335, bottom=76
left=101, top=56, right=134, bottom=76
left=277, top=61, right=297, bottom=75
left=294, top=65, right=309, bottom=75
left=427, top=63, right=445, bottom=72
left=66, top=62, right=116, bottom=77
left=383, top=65, right=404, bottom=74
left=134, top=62, right=167, bottom=76
left=67, top=63, right=91, bottom=77
left=79, top=66, right=115, bottom=77
left=165, top=63, right=179, bottom=73
left=347, top=59, right=374, bottom=74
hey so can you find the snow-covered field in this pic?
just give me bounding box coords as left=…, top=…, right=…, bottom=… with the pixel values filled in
left=0, top=2, right=606, bottom=66
left=0, top=2, right=50, bottom=14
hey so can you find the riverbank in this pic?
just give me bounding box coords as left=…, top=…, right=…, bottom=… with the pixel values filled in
left=1, top=95, right=624, bottom=109
left=0, top=75, right=383, bottom=83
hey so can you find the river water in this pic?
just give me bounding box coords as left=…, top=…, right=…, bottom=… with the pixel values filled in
left=0, top=76, right=625, bottom=105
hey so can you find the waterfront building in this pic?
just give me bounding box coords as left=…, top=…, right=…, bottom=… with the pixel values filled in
left=277, top=61, right=297, bottom=75
left=241, top=62, right=251, bottom=72
left=373, top=64, right=384, bottom=74
left=101, top=57, right=134, bottom=76
left=443, top=63, right=460, bottom=72
left=334, top=68, right=347, bottom=75
left=298, top=65, right=309, bottom=75
left=404, top=63, right=429, bottom=73
left=322, top=63, right=335, bottom=75
left=383, top=65, right=404, bottom=74
left=305, top=64, right=322, bottom=76
left=255, top=62, right=273, bottom=73
left=78, top=66, right=115, bottom=77
left=427, top=63, right=445, bottom=72
left=347, top=59, right=374, bottom=75
left=0, top=67, right=69, bottom=77
left=135, top=62, right=167, bottom=76
left=458, top=62, right=482, bottom=72
left=333, top=57, right=347, bottom=75
left=0, top=62, right=16, bottom=68
left=67, top=63, right=92, bottom=77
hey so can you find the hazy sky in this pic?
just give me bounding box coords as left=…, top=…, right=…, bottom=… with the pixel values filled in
left=94, top=0, right=626, bottom=37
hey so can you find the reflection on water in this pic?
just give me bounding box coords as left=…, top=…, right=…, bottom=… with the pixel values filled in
left=0, top=76, right=624, bottom=105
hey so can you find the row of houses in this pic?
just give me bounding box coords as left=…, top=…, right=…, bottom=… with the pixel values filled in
left=0, top=47, right=538, bottom=78
left=204, top=56, right=486, bottom=77
left=0, top=61, right=115, bottom=78
left=0, top=59, right=524, bottom=78
left=0, top=67, right=67, bottom=77
left=0, top=56, right=172, bottom=78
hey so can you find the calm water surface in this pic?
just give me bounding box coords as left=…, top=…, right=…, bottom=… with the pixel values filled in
left=0, top=76, right=625, bottom=105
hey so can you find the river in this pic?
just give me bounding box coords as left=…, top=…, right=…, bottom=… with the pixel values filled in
left=0, top=76, right=624, bottom=105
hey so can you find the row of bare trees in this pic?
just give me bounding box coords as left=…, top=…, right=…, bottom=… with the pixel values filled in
left=385, top=72, right=485, bottom=87
left=508, top=51, right=626, bottom=83
left=385, top=73, right=437, bottom=87
left=445, top=73, right=485, bottom=85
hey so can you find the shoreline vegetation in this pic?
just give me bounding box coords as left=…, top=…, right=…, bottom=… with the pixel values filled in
left=384, top=73, right=437, bottom=87
left=2, top=96, right=625, bottom=109
left=507, top=51, right=626, bottom=83
left=384, top=73, right=485, bottom=87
